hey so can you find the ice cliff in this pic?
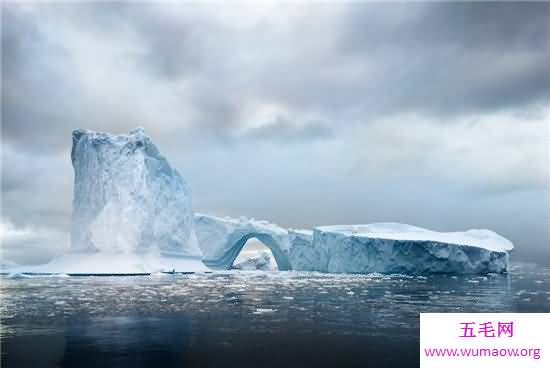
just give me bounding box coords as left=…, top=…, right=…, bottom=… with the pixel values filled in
left=314, top=223, right=513, bottom=274
left=71, top=128, right=201, bottom=258
left=25, top=128, right=207, bottom=273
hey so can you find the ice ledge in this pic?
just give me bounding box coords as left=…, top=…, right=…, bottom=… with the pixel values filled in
left=314, top=224, right=512, bottom=274
left=317, top=223, right=513, bottom=252
left=9, top=253, right=209, bottom=275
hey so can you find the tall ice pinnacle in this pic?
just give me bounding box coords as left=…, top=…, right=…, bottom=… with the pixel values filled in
left=70, top=128, right=202, bottom=259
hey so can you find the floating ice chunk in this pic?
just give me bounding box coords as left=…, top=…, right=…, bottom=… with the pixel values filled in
left=253, top=308, right=277, bottom=314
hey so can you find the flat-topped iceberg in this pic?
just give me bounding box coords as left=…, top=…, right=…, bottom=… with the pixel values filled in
left=315, top=223, right=513, bottom=274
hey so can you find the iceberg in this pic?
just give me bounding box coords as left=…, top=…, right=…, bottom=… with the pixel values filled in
left=19, top=128, right=207, bottom=274
left=70, top=128, right=201, bottom=257
left=315, top=223, right=513, bottom=274
left=194, top=214, right=513, bottom=274
left=10, top=127, right=513, bottom=275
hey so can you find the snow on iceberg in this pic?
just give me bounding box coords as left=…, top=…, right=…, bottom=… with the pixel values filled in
left=20, top=128, right=207, bottom=274
left=315, top=223, right=513, bottom=274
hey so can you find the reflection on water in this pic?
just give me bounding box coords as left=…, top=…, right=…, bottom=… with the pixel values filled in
left=62, top=317, right=191, bottom=368
left=1, top=262, right=549, bottom=368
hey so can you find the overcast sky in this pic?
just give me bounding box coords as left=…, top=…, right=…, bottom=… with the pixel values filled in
left=1, top=2, right=549, bottom=265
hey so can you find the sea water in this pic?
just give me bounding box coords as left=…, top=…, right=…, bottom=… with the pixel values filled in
left=1, top=262, right=549, bottom=368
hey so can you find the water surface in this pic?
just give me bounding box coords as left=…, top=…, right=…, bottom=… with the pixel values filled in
left=1, top=262, right=549, bottom=367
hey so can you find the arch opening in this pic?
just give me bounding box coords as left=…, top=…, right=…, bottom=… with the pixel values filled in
left=231, top=238, right=278, bottom=271
left=216, top=233, right=291, bottom=271
left=199, top=223, right=293, bottom=271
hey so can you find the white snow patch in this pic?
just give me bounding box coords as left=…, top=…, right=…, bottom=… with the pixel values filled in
left=317, top=223, right=513, bottom=252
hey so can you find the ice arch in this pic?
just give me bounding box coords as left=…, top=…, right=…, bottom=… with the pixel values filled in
left=194, top=214, right=292, bottom=270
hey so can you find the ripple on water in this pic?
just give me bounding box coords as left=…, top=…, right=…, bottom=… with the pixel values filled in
left=0, top=262, right=549, bottom=338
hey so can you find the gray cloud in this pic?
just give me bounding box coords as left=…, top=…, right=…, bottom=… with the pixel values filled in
left=241, top=118, right=333, bottom=144
left=0, top=221, right=69, bottom=265
left=1, top=2, right=549, bottom=265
